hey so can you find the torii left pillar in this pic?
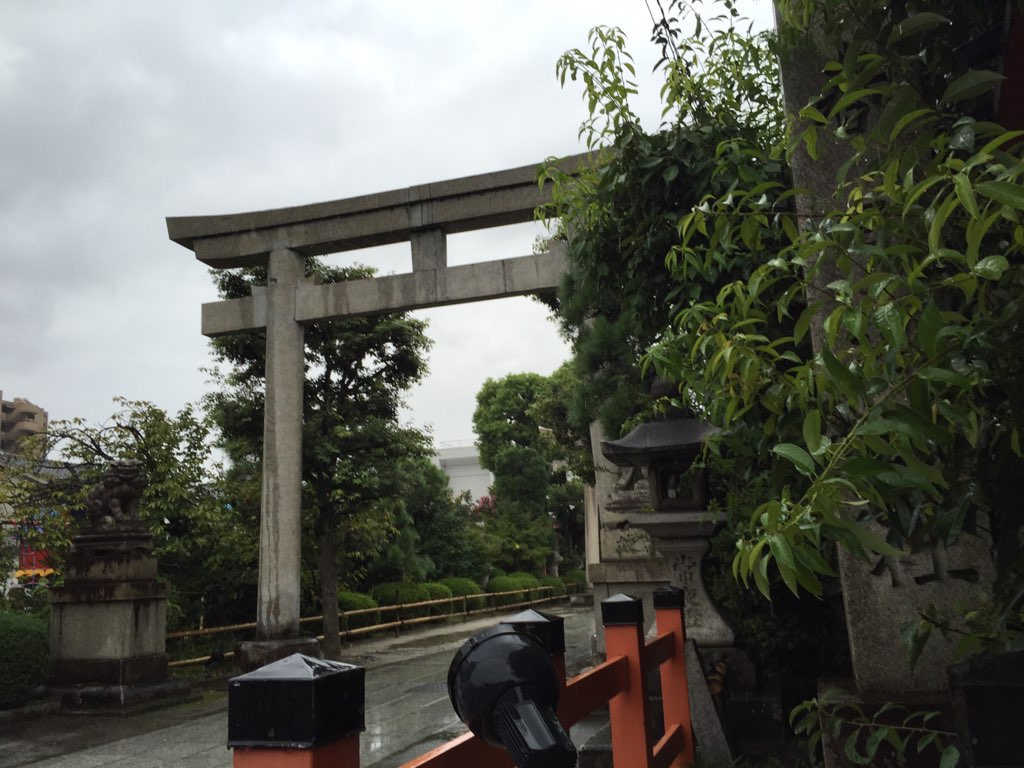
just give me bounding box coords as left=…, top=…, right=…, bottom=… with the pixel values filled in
left=237, top=247, right=320, bottom=669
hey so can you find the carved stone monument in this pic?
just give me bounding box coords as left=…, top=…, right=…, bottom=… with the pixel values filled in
left=838, top=526, right=997, bottom=696
left=49, top=460, right=186, bottom=707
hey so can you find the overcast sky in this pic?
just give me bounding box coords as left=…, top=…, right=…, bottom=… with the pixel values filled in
left=0, top=1, right=774, bottom=447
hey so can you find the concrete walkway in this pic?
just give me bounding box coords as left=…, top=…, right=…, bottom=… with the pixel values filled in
left=0, top=604, right=598, bottom=768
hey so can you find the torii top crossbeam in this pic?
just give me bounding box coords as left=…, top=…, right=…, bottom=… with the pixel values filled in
left=167, top=153, right=588, bottom=338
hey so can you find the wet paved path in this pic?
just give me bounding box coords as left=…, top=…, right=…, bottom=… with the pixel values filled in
left=0, top=604, right=597, bottom=768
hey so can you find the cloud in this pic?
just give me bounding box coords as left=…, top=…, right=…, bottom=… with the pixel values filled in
left=0, top=0, right=774, bottom=441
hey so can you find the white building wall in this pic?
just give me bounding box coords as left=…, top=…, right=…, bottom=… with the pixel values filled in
left=433, top=444, right=493, bottom=503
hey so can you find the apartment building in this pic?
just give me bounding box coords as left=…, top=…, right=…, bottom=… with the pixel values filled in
left=0, top=392, right=48, bottom=453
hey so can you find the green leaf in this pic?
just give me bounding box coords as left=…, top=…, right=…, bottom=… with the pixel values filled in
left=804, top=124, right=819, bottom=160
left=873, top=303, right=907, bottom=351
left=847, top=521, right=904, bottom=558
left=917, top=367, right=970, bottom=387
left=939, top=745, right=960, bottom=768
left=940, top=69, right=1004, bottom=104
left=794, top=301, right=823, bottom=343
left=769, top=533, right=796, bottom=573
left=977, top=181, right=1024, bottom=210
left=752, top=551, right=771, bottom=600
left=662, top=165, right=679, bottom=184
left=799, top=105, right=828, bottom=124
left=747, top=536, right=767, bottom=574
left=973, top=254, right=1009, bottom=280
left=858, top=416, right=916, bottom=438
left=794, top=544, right=836, bottom=577
left=865, top=726, right=886, bottom=757
left=821, top=346, right=866, bottom=401
left=803, top=410, right=822, bottom=455
left=828, top=88, right=884, bottom=119
left=844, top=730, right=870, bottom=765
left=890, top=108, right=938, bottom=144
left=916, top=302, right=942, bottom=358
left=772, top=443, right=816, bottom=477
left=887, top=12, right=951, bottom=45
left=953, top=173, right=979, bottom=218
left=929, top=193, right=959, bottom=255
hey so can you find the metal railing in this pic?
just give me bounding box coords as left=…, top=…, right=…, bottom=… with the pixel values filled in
left=167, top=586, right=570, bottom=669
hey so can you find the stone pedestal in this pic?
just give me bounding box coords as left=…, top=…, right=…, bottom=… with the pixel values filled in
left=656, top=535, right=734, bottom=648
left=49, top=526, right=186, bottom=708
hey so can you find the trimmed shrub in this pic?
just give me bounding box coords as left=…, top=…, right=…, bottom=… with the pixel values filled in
left=561, top=569, right=588, bottom=590
left=539, top=576, right=567, bottom=597
left=486, top=574, right=538, bottom=606
left=0, top=612, right=49, bottom=709
left=508, top=572, right=543, bottom=599
left=441, top=577, right=486, bottom=610
left=371, top=582, right=432, bottom=619
left=420, top=582, right=454, bottom=615
left=337, top=591, right=381, bottom=630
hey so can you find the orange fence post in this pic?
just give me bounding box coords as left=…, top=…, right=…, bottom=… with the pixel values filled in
left=602, top=593, right=654, bottom=767
left=228, top=653, right=364, bottom=768
left=654, top=587, right=694, bottom=767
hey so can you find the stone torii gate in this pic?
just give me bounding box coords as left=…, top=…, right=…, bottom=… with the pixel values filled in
left=167, top=154, right=586, bottom=664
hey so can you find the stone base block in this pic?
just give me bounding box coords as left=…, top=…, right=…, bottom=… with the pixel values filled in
left=235, top=638, right=321, bottom=672
left=589, top=558, right=670, bottom=653
left=51, top=653, right=168, bottom=687
left=52, top=678, right=193, bottom=712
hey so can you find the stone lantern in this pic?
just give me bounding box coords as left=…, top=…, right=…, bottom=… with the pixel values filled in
left=600, top=413, right=734, bottom=648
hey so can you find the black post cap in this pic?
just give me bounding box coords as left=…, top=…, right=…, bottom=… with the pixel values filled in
left=501, top=608, right=566, bottom=655
left=653, top=586, right=685, bottom=610
left=600, top=593, right=644, bottom=627
left=228, top=653, right=365, bottom=749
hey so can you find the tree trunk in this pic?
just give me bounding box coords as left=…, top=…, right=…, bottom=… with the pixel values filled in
left=317, top=492, right=341, bottom=659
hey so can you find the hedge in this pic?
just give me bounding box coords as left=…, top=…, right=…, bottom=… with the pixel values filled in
left=561, top=569, right=588, bottom=589
left=420, top=582, right=454, bottom=615
left=539, top=576, right=567, bottom=597
left=507, top=572, right=543, bottom=599
left=0, top=612, right=49, bottom=709
left=440, top=577, right=486, bottom=610
left=370, top=582, right=432, bottom=619
left=337, top=591, right=380, bottom=629
left=486, top=573, right=542, bottom=605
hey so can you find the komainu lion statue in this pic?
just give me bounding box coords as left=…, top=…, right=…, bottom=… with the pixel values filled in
left=86, top=460, right=147, bottom=530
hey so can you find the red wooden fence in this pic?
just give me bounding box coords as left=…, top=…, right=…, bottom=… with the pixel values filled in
left=230, top=589, right=693, bottom=768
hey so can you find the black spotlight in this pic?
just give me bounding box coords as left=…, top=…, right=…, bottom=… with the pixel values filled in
left=447, top=625, right=577, bottom=768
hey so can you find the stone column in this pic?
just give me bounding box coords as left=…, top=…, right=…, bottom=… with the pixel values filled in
left=258, top=247, right=305, bottom=640
left=237, top=248, right=320, bottom=669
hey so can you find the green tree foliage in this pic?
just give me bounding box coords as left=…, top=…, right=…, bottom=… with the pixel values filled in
left=489, top=446, right=556, bottom=573
left=0, top=399, right=246, bottom=629
left=471, top=370, right=587, bottom=572
left=393, top=456, right=495, bottom=581
left=527, top=362, right=593, bottom=482
left=648, top=0, right=1024, bottom=652
left=472, top=373, right=549, bottom=470
left=551, top=0, right=1023, bottom=666
left=540, top=12, right=786, bottom=436
left=206, top=258, right=432, bottom=656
